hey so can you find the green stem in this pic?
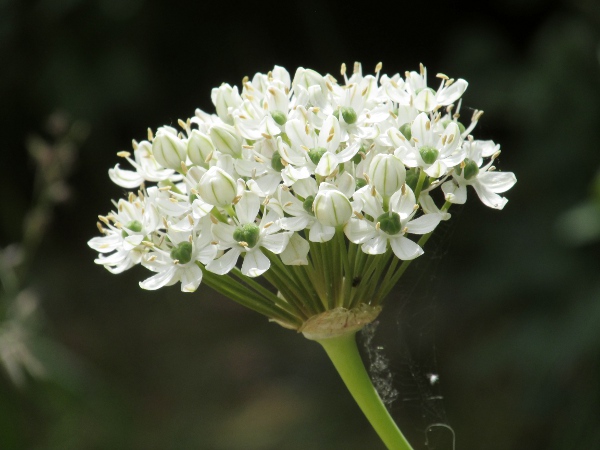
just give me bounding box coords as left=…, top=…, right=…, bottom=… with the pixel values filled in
left=316, top=332, right=414, bottom=450
left=414, top=169, right=427, bottom=201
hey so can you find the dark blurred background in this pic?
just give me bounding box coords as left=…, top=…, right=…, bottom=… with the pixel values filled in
left=1, top=0, right=599, bottom=449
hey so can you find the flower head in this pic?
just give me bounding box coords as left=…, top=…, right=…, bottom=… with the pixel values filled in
left=89, top=62, right=516, bottom=330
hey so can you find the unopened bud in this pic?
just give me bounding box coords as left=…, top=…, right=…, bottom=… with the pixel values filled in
left=152, top=127, right=187, bottom=170
left=368, top=154, right=406, bottom=197
left=187, top=130, right=215, bottom=166
left=212, top=83, right=241, bottom=123
left=198, top=167, right=237, bottom=206
left=209, top=123, right=242, bottom=158
left=313, top=187, right=352, bottom=227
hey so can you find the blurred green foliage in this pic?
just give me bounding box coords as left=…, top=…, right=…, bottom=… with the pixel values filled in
left=0, top=0, right=599, bottom=449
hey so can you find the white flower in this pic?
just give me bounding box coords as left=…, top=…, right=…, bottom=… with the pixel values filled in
left=108, top=141, right=176, bottom=189
left=441, top=140, right=516, bottom=209
left=206, top=192, right=291, bottom=277
left=139, top=229, right=217, bottom=292
left=89, top=196, right=159, bottom=274
left=90, top=61, right=515, bottom=298
left=405, top=66, right=468, bottom=112
left=345, top=185, right=442, bottom=260
left=393, top=112, right=465, bottom=178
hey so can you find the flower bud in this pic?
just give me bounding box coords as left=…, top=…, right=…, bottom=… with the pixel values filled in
left=187, top=130, right=215, bottom=166
left=368, top=154, right=406, bottom=197
left=211, top=83, right=241, bottom=123
left=170, top=242, right=193, bottom=264
left=313, top=187, right=352, bottom=227
left=233, top=223, right=260, bottom=248
left=198, top=167, right=237, bottom=206
left=152, top=127, right=187, bottom=170
left=209, top=123, right=242, bottom=158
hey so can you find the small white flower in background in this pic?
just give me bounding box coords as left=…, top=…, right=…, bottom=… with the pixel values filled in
left=89, top=61, right=516, bottom=321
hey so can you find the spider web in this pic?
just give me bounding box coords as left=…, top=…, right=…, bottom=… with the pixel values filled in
left=359, top=204, right=463, bottom=450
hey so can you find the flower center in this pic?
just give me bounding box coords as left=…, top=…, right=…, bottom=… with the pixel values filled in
left=376, top=212, right=402, bottom=235
left=170, top=241, right=193, bottom=264
left=233, top=223, right=260, bottom=248
left=419, top=146, right=439, bottom=165
left=341, top=106, right=357, bottom=124
left=121, top=220, right=142, bottom=237
left=399, top=123, right=412, bottom=140
left=308, top=147, right=327, bottom=165
left=462, top=158, right=479, bottom=180
left=271, top=110, right=287, bottom=126
left=303, top=195, right=315, bottom=215
left=271, top=151, right=285, bottom=171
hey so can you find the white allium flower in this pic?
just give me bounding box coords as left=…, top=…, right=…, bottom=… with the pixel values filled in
left=206, top=191, right=291, bottom=277
left=346, top=185, right=442, bottom=260
left=441, top=139, right=517, bottom=209
left=90, top=61, right=515, bottom=318
left=88, top=62, right=518, bottom=450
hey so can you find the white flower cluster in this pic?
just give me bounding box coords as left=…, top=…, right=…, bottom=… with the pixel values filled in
left=89, top=63, right=516, bottom=293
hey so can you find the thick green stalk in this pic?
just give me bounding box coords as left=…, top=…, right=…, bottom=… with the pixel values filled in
left=317, top=332, right=414, bottom=450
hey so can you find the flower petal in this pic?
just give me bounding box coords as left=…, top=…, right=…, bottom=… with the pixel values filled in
left=390, top=236, right=423, bottom=260
left=241, top=249, right=270, bottom=277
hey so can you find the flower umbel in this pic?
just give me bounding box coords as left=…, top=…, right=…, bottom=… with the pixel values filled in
left=89, top=62, right=516, bottom=450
